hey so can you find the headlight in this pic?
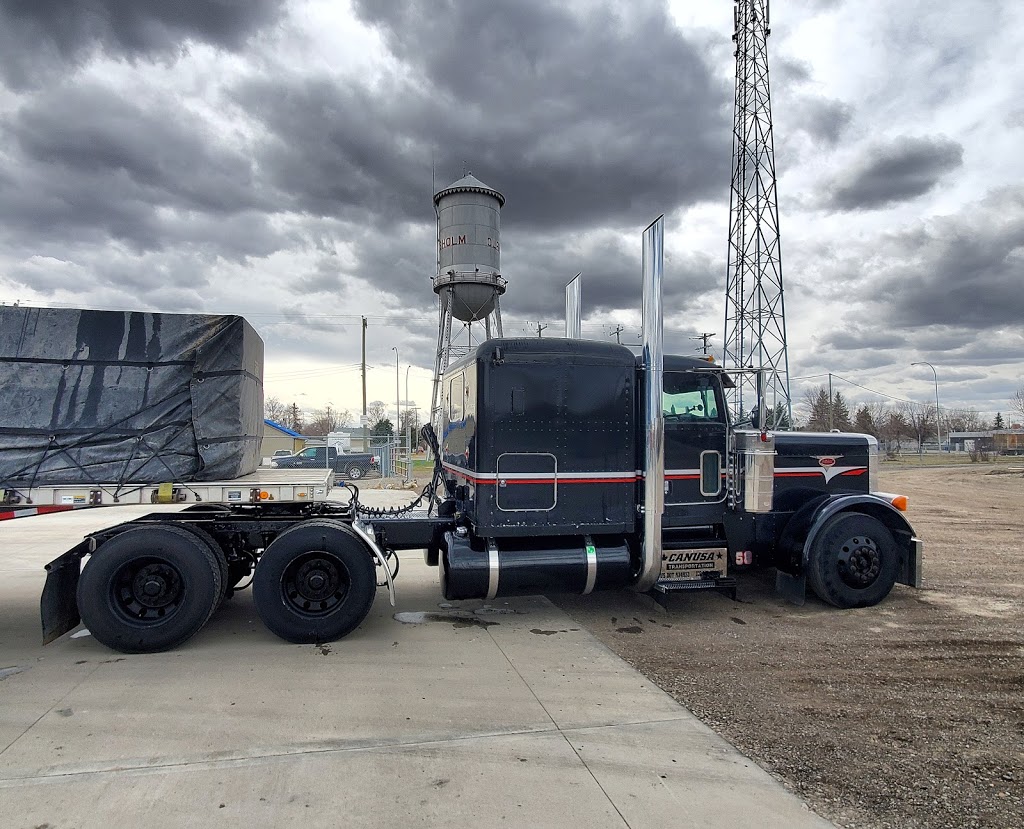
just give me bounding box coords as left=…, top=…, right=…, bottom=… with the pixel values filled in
left=271, top=461, right=279, bottom=468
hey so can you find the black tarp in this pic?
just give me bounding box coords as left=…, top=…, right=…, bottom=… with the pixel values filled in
left=0, top=307, right=264, bottom=487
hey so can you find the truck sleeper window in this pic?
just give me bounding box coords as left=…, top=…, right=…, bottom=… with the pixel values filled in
left=449, top=374, right=465, bottom=421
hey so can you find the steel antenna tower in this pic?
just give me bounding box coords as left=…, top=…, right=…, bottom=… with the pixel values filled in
left=723, top=0, right=792, bottom=428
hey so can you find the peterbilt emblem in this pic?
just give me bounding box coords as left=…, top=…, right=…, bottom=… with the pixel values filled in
left=814, top=455, right=841, bottom=468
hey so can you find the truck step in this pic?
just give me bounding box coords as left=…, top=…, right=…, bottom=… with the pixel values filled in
left=651, top=577, right=738, bottom=606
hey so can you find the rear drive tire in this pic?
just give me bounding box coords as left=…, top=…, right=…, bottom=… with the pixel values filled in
left=346, top=464, right=365, bottom=480
left=77, top=524, right=223, bottom=653
left=252, top=519, right=376, bottom=644
left=177, top=524, right=229, bottom=603
left=807, top=512, right=899, bottom=609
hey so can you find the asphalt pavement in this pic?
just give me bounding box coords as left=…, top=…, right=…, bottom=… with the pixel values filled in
left=0, top=499, right=833, bottom=828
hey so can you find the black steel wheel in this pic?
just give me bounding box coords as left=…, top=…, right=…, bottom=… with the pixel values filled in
left=76, top=524, right=223, bottom=653
left=346, top=464, right=366, bottom=480
left=807, top=512, right=899, bottom=609
left=252, top=519, right=376, bottom=644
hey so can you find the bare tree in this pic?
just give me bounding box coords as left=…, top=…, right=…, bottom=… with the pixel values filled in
left=366, top=400, right=389, bottom=430
left=877, top=406, right=911, bottom=457
left=264, top=396, right=287, bottom=424
left=901, top=402, right=936, bottom=454
left=944, top=407, right=984, bottom=433
left=399, top=407, right=421, bottom=448
left=304, top=405, right=352, bottom=437
left=1012, top=388, right=1024, bottom=423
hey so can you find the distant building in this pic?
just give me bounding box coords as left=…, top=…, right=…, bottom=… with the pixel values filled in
left=947, top=428, right=1024, bottom=456
left=260, top=419, right=305, bottom=459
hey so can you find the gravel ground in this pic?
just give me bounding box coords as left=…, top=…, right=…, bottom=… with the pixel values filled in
left=552, top=465, right=1024, bottom=829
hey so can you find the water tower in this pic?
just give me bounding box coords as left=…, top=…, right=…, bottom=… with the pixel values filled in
left=430, top=173, right=506, bottom=421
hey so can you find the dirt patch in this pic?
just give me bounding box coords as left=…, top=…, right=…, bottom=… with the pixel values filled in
left=552, top=465, right=1024, bottom=829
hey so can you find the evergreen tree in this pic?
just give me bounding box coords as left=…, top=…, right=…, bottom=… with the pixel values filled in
left=803, top=387, right=832, bottom=431
left=832, top=391, right=853, bottom=431
left=994, top=412, right=1005, bottom=429
left=853, top=405, right=876, bottom=437
left=288, top=402, right=303, bottom=433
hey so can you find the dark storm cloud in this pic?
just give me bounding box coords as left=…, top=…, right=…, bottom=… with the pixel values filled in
left=238, top=0, right=731, bottom=231
left=0, top=0, right=287, bottom=89
left=0, top=82, right=278, bottom=256
left=788, top=96, right=852, bottom=147
left=811, top=186, right=1024, bottom=331
left=824, top=135, right=963, bottom=211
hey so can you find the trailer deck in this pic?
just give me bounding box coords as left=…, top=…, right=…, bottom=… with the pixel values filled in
left=1, top=468, right=334, bottom=518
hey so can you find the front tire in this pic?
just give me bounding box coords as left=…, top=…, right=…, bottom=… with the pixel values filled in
left=807, top=512, right=899, bottom=608
left=77, top=524, right=223, bottom=653
left=252, top=519, right=376, bottom=644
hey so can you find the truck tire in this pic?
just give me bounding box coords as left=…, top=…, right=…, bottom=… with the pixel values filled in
left=76, top=524, right=223, bottom=653
left=345, top=464, right=366, bottom=480
left=252, top=519, right=376, bottom=644
left=807, top=512, right=899, bottom=609
left=177, top=524, right=230, bottom=603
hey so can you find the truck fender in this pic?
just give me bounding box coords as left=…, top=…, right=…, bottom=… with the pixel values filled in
left=351, top=519, right=396, bottom=607
left=775, top=494, right=922, bottom=605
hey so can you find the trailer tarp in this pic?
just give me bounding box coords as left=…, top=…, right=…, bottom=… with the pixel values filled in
left=0, top=307, right=264, bottom=488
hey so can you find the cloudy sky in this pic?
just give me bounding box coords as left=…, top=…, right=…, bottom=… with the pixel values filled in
left=1, top=0, right=1022, bottom=426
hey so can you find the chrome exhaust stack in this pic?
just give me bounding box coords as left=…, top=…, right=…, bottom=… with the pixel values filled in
left=564, top=273, right=582, bottom=338
left=636, top=215, right=665, bottom=591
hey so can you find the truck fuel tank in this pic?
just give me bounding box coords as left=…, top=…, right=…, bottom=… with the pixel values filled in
left=440, top=531, right=633, bottom=601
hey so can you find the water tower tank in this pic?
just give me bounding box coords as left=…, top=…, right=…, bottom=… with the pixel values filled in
left=433, top=174, right=505, bottom=322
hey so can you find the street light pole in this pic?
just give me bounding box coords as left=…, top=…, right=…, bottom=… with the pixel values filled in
left=391, top=347, right=400, bottom=441
left=912, top=361, right=942, bottom=452
left=405, top=365, right=411, bottom=451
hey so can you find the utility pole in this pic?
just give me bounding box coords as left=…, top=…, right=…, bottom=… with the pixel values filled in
left=690, top=332, right=715, bottom=356
left=535, top=322, right=548, bottom=338
left=828, top=372, right=833, bottom=431
left=609, top=324, right=624, bottom=345
left=360, top=316, right=367, bottom=419
left=722, top=0, right=792, bottom=428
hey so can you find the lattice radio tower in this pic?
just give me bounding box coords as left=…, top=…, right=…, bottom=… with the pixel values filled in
left=723, top=0, right=792, bottom=428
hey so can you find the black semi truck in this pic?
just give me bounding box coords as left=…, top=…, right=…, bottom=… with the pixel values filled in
left=33, top=220, right=921, bottom=654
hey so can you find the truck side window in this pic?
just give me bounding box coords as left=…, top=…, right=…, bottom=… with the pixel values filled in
left=663, top=375, right=723, bottom=423
left=449, top=374, right=464, bottom=421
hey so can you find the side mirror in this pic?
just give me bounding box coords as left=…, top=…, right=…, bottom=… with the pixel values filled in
left=749, top=406, right=761, bottom=430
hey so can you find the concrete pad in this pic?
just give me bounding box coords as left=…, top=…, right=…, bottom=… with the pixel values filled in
left=0, top=500, right=833, bottom=827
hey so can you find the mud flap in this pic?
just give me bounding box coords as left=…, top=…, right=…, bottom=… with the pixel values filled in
left=41, top=541, right=87, bottom=644
left=775, top=569, right=806, bottom=606
left=901, top=537, right=924, bottom=588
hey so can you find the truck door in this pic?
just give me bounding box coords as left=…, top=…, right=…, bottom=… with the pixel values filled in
left=662, top=371, right=728, bottom=508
